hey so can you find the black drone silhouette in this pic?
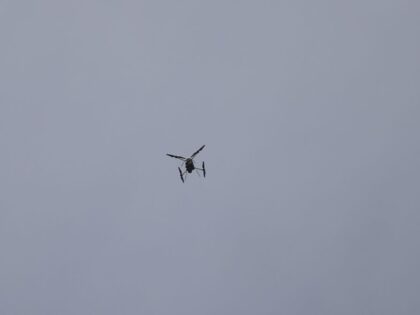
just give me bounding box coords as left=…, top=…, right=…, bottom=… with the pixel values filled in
left=166, top=145, right=206, bottom=183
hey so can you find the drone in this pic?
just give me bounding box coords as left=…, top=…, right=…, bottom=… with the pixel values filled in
left=166, top=145, right=206, bottom=183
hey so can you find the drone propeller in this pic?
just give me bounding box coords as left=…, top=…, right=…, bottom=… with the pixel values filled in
left=202, top=161, right=206, bottom=178
left=191, top=145, right=205, bottom=159
left=178, top=167, right=185, bottom=183
left=167, top=154, right=187, bottom=161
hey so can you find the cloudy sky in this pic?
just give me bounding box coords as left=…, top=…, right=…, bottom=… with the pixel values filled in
left=1, top=1, right=419, bottom=314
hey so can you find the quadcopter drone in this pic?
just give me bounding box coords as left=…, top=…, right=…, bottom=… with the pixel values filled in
left=166, top=145, right=206, bottom=183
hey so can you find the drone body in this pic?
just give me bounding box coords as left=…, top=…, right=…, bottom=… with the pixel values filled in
left=167, top=145, right=206, bottom=183
left=185, top=158, right=195, bottom=173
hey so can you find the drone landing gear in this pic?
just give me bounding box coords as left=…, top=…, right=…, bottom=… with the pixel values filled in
left=195, top=162, right=206, bottom=178
left=178, top=167, right=185, bottom=183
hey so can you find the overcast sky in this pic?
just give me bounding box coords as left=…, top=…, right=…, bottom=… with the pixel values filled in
left=1, top=1, right=420, bottom=314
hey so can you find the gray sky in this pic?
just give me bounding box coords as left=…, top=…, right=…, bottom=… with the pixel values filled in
left=1, top=1, right=420, bottom=314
